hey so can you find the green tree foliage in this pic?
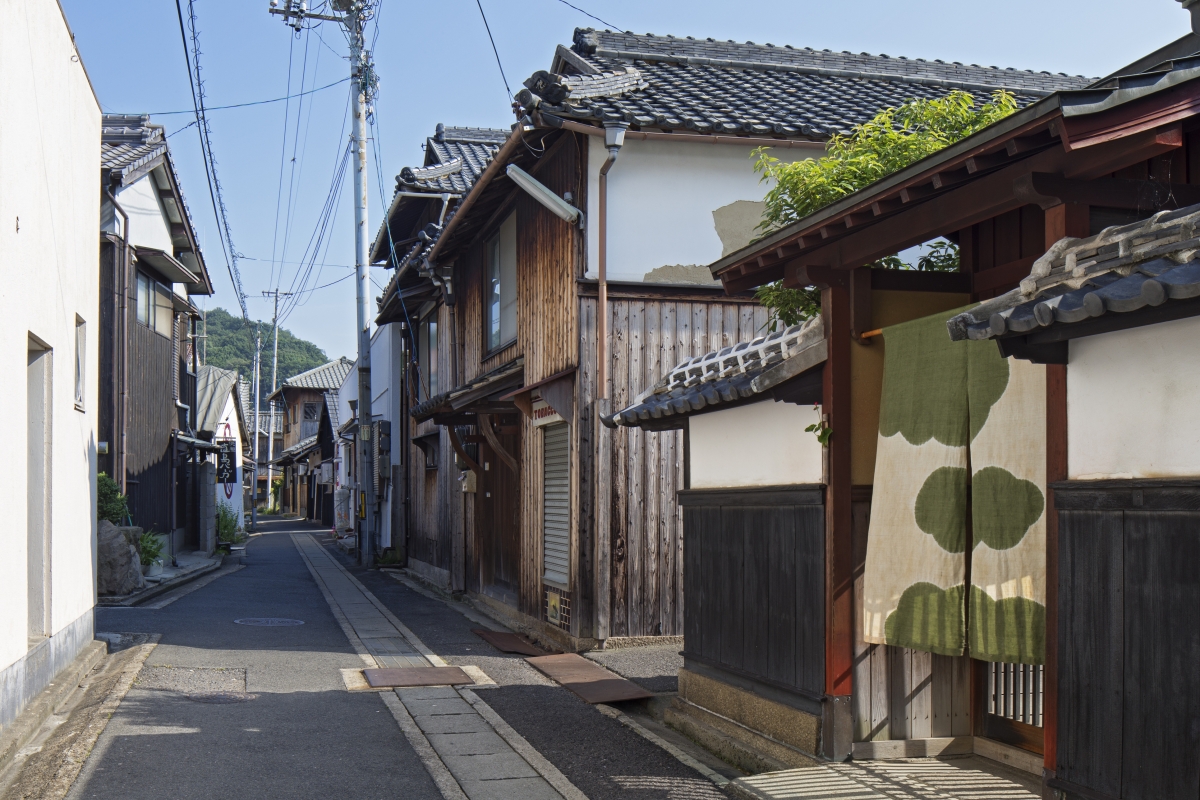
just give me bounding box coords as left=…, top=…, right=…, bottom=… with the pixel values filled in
left=201, top=308, right=332, bottom=406
left=751, top=90, right=1017, bottom=327
left=97, top=472, right=129, bottom=524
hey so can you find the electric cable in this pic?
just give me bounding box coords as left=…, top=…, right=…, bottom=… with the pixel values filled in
left=474, top=0, right=512, bottom=102
left=174, top=0, right=248, bottom=319
left=552, top=0, right=621, bottom=30
left=127, top=77, right=349, bottom=117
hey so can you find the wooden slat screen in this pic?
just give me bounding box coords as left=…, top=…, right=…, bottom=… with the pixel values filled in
left=542, top=422, right=570, bottom=587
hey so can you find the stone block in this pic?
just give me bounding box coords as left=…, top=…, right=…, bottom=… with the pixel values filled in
left=678, top=668, right=821, bottom=756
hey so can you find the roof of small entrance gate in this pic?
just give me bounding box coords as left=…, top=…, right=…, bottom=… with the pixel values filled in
left=948, top=202, right=1200, bottom=344
left=605, top=315, right=826, bottom=430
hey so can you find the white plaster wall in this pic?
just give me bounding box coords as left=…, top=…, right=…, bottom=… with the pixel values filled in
left=213, top=392, right=244, bottom=524
left=1068, top=316, right=1200, bottom=479
left=689, top=401, right=823, bottom=489
left=585, top=137, right=820, bottom=283
left=112, top=174, right=173, bottom=253
left=0, top=1, right=101, bottom=673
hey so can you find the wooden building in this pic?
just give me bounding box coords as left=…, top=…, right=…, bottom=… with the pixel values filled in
left=949, top=203, right=1200, bottom=799
left=269, top=357, right=352, bottom=517
left=701, top=36, right=1200, bottom=778
left=99, top=114, right=215, bottom=552
left=372, top=31, right=1082, bottom=651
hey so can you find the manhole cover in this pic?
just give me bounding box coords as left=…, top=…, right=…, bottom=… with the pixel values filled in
left=188, top=692, right=257, bottom=704
left=233, top=618, right=304, bottom=626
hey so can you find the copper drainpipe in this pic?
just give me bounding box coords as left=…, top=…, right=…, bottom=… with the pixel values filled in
left=596, top=122, right=628, bottom=399
left=104, top=186, right=131, bottom=494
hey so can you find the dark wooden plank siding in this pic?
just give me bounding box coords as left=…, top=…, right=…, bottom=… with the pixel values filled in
left=125, top=300, right=176, bottom=534
left=1120, top=511, right=1200, bottom=799
left=679, top=489, right=825, bottom=699
left=1057, top=507, right=1124, bottom=796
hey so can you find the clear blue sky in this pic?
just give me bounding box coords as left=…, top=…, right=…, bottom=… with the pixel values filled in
left=62, top=0, right=1188, bottom=362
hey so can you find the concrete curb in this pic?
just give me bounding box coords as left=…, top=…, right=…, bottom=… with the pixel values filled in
left=595, top=703, right=731, bottom=788
left=0, top=640, right=106, bottom=780
left=97, top=556, right=225, bottom=607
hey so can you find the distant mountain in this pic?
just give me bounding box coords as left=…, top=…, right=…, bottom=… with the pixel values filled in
left=200, top=307, right=334, bottom=407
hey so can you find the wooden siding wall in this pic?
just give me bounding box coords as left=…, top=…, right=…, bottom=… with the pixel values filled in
left=680, top=489, right=825, bottom=700
left=959, top=204, right=1045, bottom=301
left=851, top=493, right=972, bottom=741
left=98, top=240, right=117, bottom=478
left=407, top=301, right=460, bottom=579
left=125, top=294, right=175, bottom=534
left=579, top=294, right=770, bottom=637
left=1054, top=483, right=1200, bottom=800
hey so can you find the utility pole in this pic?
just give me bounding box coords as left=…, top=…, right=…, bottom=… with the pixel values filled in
left=261, top=289, right=294, bottom=497
left=270, top=0, right=378, bottom=566
left=251, top=329, right=262, bottom=532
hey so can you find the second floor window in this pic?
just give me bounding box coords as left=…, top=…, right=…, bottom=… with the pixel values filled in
left=301, top=402, right=320, bottom=439
left=486, top=212, right=518, bottom=352
left=419, top=315, right=438, bottom=400
left=136, top=271, right=174, bottom=337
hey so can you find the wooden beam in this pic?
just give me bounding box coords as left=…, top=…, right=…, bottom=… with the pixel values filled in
left=478, top=413, right=517, bottom=474
left=823, top=279, right=854, bottom=703
left=869, top=269, right=971, bottom=293
left=1015, top=171, right=1200, bottom=211
left=1064, top=124, right=1183, bottom=180
left=447, top=425, right=482, bottom=475
left=971, top=256, right=1038, bottom=295
left=850, top=267, right=872, bottom=340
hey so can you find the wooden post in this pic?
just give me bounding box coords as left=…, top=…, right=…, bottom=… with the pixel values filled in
left=794, top=265, right=853, bottom=760
left=1042, top=202, right=1085, bottom=789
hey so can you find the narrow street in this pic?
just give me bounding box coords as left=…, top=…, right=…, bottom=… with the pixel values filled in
left=66, top=519, right=726, bottom=800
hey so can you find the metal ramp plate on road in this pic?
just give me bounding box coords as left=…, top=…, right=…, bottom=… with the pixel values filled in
left=525, top=653, right=653, bottom=704
left=362, top=667, right=474, bottom=688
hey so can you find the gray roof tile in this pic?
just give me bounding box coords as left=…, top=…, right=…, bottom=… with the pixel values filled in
left=519, top=29, right=1095, bottom=140
left=948, top=203, right=1200, bottom=341
left=276, top=357, right=354, bottom=393
left=606, top=315, right=827, bottom=428
left=395, top=124, right=508, bottom=194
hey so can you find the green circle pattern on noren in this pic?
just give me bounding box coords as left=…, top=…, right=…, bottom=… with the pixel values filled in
left=972, top=466, right=1044, bottom=551
left=914, top=466, right=968, bottom=553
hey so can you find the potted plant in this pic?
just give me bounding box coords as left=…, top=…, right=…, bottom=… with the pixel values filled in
left=139, top=531, right=164, bottom=576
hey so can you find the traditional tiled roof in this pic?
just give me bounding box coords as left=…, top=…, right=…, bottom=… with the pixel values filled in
left=396, top=124, right=508, bottom=194
left=411, top=358, right=524, bottom=422
left=948, top=203, right=1200, bottom=342
left=274, top=435, right=318, bottom=465
left=101, top=113, right=211, bottom=294
left=101, top=114, right=168, bottom=177
left=238, top=377, right=284, bottom=434
left=269, top=357, right=354, bottom=399
left=605, top=316, right=827, bottom=429
left=518, top=29, right=1094, bottom=140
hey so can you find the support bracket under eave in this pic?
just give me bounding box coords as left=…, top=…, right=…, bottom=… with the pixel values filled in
left=448, top=426, right=482, bottom=476
left=478, top=414, right=518, bottom=474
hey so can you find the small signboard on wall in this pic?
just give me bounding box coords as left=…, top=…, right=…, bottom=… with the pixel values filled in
left=217, top=441, right=237, bottom=485
left=530, top=392, right=565, bottom=427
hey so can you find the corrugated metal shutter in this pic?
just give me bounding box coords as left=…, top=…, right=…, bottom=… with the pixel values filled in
left=542, top=422, right=570, bottom=587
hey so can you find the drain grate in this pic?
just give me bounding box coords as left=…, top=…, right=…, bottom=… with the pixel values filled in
left=188, top=692, right=257, bottom=704
left=233, top=618, right=304, bottom=626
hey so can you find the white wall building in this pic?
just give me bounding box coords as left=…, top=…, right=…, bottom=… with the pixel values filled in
left=196, top=365, right=249, bottom=526
left=0, top=0, right=101, bottom=729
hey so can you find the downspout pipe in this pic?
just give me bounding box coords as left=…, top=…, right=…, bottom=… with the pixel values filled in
left=104, top=186, right=131, bottom=495
left=597, top=122, right=628, bottom=400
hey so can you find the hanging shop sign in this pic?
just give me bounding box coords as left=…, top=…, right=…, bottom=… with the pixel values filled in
left=530, top=391, right=565, bottom=428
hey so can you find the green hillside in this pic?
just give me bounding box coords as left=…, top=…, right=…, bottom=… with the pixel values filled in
left=201, top=307, right=334, bottom=406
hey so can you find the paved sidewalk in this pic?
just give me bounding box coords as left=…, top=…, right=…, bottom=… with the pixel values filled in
left=292, top=534, right=580, bottom=800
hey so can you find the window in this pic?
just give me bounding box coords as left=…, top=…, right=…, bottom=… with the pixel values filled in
left=485, top=212, right=518, bottom=352
left=419, top=315, right=438, bottom=400
left=136, top=273, right=152, bottom=325
left=136, top=271, right=175, bottom=337
left=301, top=401, right=320, bottom=439
left=74, top=316, right=86, bottom=411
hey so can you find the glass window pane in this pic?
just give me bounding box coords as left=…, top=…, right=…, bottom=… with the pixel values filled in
left=155, top=284, right=173, bottom=335
left=499, top=212, right=517, bottom=345
left=428, top=319, right=438, bottom=397
left=75, top=318, right=85, bottom=408
left=487, top=236, right=501, bottom=351
left=137, top=274, right=150, bottom=325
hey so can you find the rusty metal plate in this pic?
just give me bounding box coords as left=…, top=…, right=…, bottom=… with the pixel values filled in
left=362, top=667, right=474, bottom=688
left=525, top=653, right=653, bottom=704
left=471, top=629, right=548, bottom=657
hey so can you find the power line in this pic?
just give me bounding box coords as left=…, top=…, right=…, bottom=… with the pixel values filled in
left=268, top=34, right=298, bottom=293
left=552, top=0, right=621, bottom=30
left=474, top=0, right=512, bottom=102
left=121, top=77, right=349, bottom=117
left=174, top=0, right=248, bottom=319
